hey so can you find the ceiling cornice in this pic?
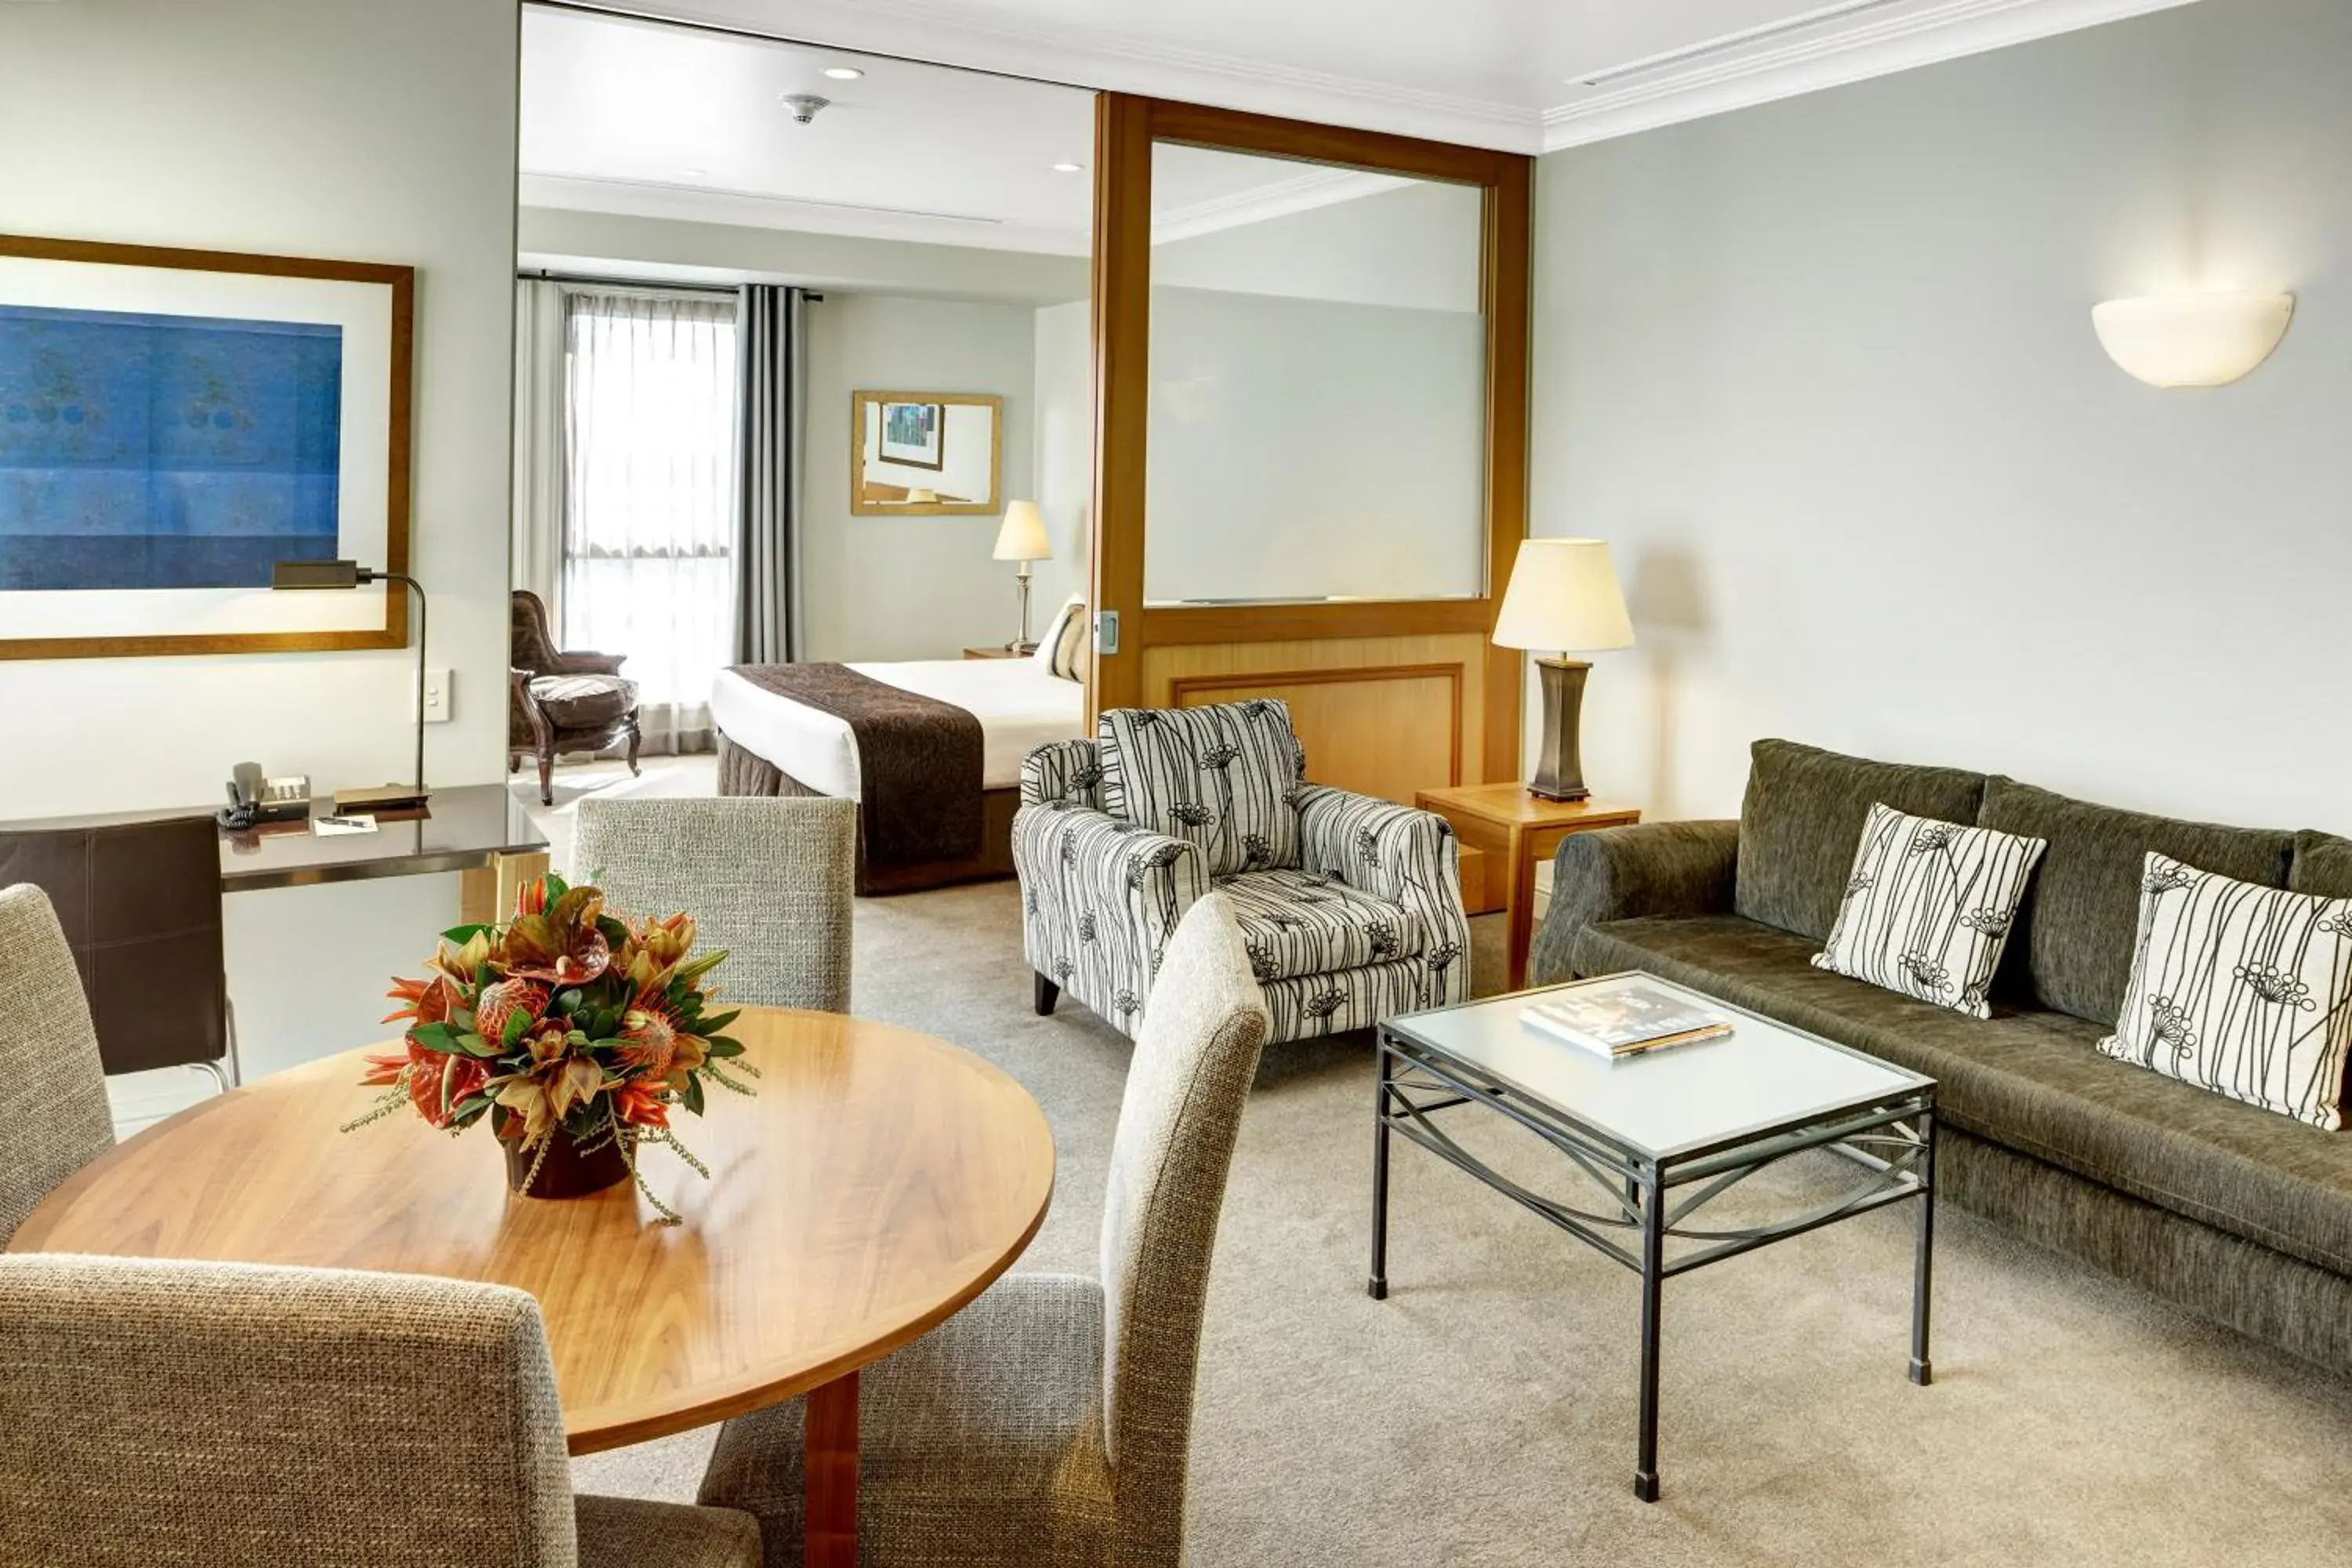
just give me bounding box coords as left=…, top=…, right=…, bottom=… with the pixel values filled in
left=568, top=0, right=2205, bottom=161
left=1540, top=0, right=2203, bottom=150
left=517, top=172, right=1091, bottom=255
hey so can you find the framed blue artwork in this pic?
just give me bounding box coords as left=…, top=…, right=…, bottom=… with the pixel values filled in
left=0, top=234, right=412, bottom=659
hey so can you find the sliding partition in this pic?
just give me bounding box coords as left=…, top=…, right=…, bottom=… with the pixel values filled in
left=1088, top=98, right=1532, bottom=899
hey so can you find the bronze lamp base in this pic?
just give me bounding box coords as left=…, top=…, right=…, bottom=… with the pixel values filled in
left=1526, top=656, right=1592, bottom=801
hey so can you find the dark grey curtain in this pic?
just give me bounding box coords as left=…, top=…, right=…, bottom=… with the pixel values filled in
left=734, top=284, right=805, bottom=663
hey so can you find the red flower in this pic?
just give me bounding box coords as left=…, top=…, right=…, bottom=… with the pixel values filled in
left=381, top=972, right=461, bottom=1028
left=502, top=887, right=612, bottom=988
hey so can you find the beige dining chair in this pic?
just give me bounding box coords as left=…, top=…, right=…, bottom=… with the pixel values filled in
left=0, top=884, right=117, bottom=1245
left=696, top=890, right=1272, bottom=1568
left=574, top=796, right=856, bottom=1013
left=0, top=1253, right=760, bottom=1568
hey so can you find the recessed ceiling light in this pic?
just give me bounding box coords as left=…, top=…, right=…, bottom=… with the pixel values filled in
left=822, top=65, right=864, bottom=80
left=1051, top=162, right=1083, bottom=173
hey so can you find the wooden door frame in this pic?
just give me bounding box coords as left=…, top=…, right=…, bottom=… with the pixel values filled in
left=1084, top=95, right=1534, bottom=783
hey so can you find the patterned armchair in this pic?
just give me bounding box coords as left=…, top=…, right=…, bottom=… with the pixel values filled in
left=1014, top=699, right=1471, bottom=1044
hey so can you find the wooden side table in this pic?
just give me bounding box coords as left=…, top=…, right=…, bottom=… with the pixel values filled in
left=1415, top=783, right=1640, bottom=991
left=963, top=644, right=1031, bottom=660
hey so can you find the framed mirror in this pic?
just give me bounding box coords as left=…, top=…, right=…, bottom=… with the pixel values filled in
left=851, top=390, right=1004, bottom=515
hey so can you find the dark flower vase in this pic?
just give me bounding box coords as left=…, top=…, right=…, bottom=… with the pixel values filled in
left=503, top=1118, right=631, bottom=1199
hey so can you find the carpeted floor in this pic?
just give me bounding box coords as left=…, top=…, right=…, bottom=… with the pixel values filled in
left=575, top=878, right=2352, bottom=1565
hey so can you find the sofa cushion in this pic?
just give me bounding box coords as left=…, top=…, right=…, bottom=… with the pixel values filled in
left=1215, top=868, right=1425, bottom=982
left=1734, top=739, right=1987, bottom=943
left=2290, top=829, right=2352, bottom=899
left=1567, top=913, right=2352, bottom=1279
left=528, top=673, right=637, bottom=729
left=1978, top=777, right=2293, bottom=1027
left=1812, top=803, right=2045, bottom=1018
left=1098, top=700, right=1303, bottom=877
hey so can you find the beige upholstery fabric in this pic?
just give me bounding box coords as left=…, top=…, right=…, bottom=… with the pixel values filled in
left=0, top=884, right=114, bottom=1244
left=574, top=797, right=855, bottom=1012
left=700, top=894, right=1270, bottom=1568
left=0, top=1254, right=758, bottom=1568
left=575, top=1496, right=762, bottom=1568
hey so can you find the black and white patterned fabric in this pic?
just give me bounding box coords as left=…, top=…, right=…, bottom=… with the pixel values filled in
left=1096, top=701, right=1305, bottom=879
left=1012, top=730, right=1470, bottom=1045
left=2097, top=853, right=2352, bottom=1130
left=1812, top=803, right=2046, bottom=1018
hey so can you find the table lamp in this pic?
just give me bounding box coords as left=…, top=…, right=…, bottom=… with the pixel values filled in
left=271, top=557, right=431, bottom=813
left=992, top=499, right=1052, bottom=652
left=1490, top=538, right=1635, bottom=801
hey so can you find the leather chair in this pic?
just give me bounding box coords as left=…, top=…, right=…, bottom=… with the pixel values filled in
left=510, top=590, right=641, bottom=807
left=0, top=815, right=238, bottom=1091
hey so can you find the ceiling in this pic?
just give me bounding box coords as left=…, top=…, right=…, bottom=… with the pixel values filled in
left=573, top=0, right=2201, bottom=151
left=523, top=0, right=2201, bottom=261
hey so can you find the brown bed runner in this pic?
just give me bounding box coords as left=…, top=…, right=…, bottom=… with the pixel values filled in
left=726, top=662, right=984, bottom=865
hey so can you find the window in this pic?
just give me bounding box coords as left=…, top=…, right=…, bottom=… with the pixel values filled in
left=561, top=289, right=739, bottom=749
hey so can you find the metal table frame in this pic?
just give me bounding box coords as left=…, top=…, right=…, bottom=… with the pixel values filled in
left=1368, top=1014, right=1937, bottom=1502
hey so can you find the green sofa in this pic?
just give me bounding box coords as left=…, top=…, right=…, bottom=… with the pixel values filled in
left=1528, top=739, right=2352, bottom=1377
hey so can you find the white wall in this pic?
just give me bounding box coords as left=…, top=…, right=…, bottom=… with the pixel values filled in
left=0, top=0, right=519, bottom=815
left=1033, top=299, right=1094, bottom=617
left=803, top=292, right=1078, bottom=659
left=1531, top=0, right=2352, bottom=833
left=1, top=0, right=521, bottom=1109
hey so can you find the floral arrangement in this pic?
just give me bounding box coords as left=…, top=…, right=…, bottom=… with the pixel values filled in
left=350, top=872, right=752, bottom=1220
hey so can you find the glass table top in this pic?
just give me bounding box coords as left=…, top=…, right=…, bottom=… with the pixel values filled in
left=1385, top=972, right=1933, bottom=1161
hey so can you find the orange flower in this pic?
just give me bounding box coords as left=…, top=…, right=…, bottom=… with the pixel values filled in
left=474, top=978, right=550, bottom=1047
left=502, top=887, right=612, bottom=988
left=380, top=972, right=460, bottom=1028
left=363, top=1040, right=488, bottom=1130
left=610, top=1080, right=670, bottom=1130
left=616, top=1006, right=681, bottom=1080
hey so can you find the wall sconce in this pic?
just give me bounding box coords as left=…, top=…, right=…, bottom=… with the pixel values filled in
left=2091, top=292, right=2294, bottom=387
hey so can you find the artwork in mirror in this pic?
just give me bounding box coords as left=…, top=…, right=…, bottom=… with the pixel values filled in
left=851, top=390, right=1002, bottom=515
left=0, top=234, right=413, bottom=659
left=1142, top=146, right=1487, bottom=607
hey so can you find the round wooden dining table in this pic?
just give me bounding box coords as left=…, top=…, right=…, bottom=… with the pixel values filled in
left=9, top=1006, right=1057, bottom=1568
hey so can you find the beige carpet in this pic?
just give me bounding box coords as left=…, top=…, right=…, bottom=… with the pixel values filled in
left=575, top=879, right=2352, bottom=1565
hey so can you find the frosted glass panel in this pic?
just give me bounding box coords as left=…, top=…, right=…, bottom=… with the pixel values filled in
left=1144, top=146, right=1486, bottom=606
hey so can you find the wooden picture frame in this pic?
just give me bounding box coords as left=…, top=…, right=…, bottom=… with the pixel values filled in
left=0, top=233, right=413, bottom=661
left=851, top=390, right=1002, bottom=516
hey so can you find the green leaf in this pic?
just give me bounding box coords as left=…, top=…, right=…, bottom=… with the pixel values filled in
left=675, top=949, right=728, bottom=983
left=596, top=914, right=631, bottom=949
left=456, top=1032, right=500, bottom=1058
left=448, top=1007, right=477, bottom=1034
left=706, top=1035, right=744, bottom=1058
left=409, top=1022, right=460, bottom=1054
left=543, top=872, right=570, bottom=902
left=555, top=988, right=584, bottom=1014
left=499, top=1006, right=533, bottom=1048
left=683, top=1073, right=706, bottom=1118
left=699, top=1009, right=741, bottom=1035
left=441, top=923, right=492, bottom=946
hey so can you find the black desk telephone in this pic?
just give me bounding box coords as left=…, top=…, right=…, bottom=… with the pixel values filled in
left=217, top=762, right=312, bottom=829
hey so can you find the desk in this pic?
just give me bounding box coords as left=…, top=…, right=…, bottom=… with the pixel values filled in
left=2, top=783, right=549, bottom=925
left=11, top=1006, right=1058, bottom=1568
left=1414, top=784, right=1640, bottom=989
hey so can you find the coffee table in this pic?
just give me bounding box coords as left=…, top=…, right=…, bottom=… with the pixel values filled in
left=1369, top=972, right=1937, bottom=1501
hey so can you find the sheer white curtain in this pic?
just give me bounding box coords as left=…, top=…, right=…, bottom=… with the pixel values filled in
left=562, top=289, right=739, bottom=754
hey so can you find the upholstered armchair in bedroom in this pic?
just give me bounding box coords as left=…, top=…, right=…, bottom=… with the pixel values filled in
left=1014, top=699, right=1472, bottom=1044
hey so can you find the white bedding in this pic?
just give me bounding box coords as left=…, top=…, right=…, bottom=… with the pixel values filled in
left=710, top=659, right=1085, bottom=800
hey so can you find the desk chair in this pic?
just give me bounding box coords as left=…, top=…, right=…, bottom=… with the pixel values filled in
left=0, top=815, right=239, bottom=1091
left=0, top=884, right=115, bottom=1244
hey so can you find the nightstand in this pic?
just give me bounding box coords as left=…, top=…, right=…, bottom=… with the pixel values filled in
left=1414, top=783, right=1641, bottom=990
left=962, top=644, right=1032, bottom=660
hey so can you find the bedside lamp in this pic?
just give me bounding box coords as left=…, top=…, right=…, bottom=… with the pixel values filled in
left=992, top=499, right=1052, bottom=652
left=1490, top=538, right=1634, bottom=801
left=272, top=557, right=430, bottom=812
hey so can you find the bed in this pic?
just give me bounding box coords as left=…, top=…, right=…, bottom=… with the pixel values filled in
left=712, top=605, right=1087, bottom=895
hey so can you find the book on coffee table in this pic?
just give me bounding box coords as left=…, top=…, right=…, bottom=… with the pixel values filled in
left=1520, top=980, right=1733, bottom=1059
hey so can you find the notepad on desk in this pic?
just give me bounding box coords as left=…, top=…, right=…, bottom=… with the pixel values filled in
left=1521, top=981, right=1733, bottom=1060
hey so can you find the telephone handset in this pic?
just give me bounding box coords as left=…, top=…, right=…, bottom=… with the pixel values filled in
left=216, top=762, right=312, bottom=829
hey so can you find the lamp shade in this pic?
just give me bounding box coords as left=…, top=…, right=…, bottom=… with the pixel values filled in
left=993, top=499, right=1051, bottom=562
left=1491, top=539, right=1634, bottom=654
left=2092, top=292, right=2293, bottom=388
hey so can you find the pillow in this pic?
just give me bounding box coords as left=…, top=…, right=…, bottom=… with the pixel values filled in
left=1097, top=699, right=1304, bottom=877
left=2097, top=853, right=2352, bottom=1130
left=1030, top=596, right=1083, bottom=672
left=1048, top=601, right=1088, bottom=681
left=1812, top=803, right=2046, bottom=1018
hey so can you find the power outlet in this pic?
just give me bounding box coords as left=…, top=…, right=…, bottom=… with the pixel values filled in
left=420, top=667, right=453, bottom=724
